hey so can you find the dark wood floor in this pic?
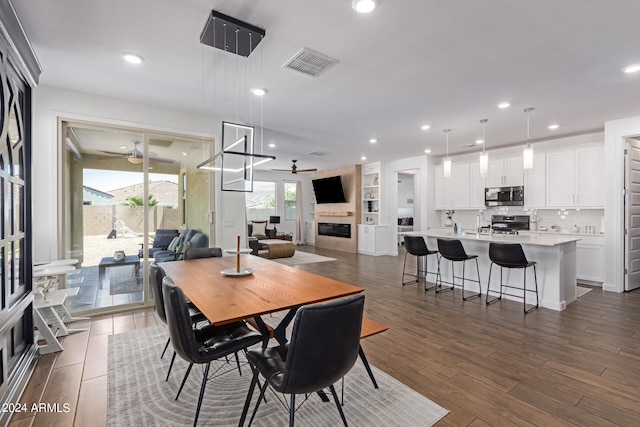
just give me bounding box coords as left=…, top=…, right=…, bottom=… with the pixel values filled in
left=12, top=245, right=640, bottom=426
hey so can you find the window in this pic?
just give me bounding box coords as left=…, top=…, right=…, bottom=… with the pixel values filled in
left=284, top=182, right=297, bottom=220
left=245, top=181, right=276, bottom=221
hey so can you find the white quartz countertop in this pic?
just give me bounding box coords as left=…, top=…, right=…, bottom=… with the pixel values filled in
left=405, top=229, right=581, bottom=247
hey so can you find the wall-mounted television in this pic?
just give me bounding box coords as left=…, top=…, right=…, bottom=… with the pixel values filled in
left=312, top=175, right=347, bottom=204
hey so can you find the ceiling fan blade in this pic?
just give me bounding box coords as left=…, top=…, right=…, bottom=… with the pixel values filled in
left=99, top=150, right=125, bottom=156
left=148, top=156, right=175, bottom=164
left=271, top=168, right=295, bottom=172
left=296, top=168, right=317, bottom=172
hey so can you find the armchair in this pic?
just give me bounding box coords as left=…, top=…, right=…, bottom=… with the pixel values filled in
left=247, top=221, right=276, bottom=255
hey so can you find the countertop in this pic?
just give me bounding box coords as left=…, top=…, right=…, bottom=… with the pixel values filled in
left=405, top=229, right=581, bottom=247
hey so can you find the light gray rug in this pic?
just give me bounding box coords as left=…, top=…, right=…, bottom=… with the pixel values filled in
left=576, top=286, right=593, bottom=298
left=108, top=325, right=448, bottom=426
left=108, top=264, right=142, bottom=296
left=272, top=251, right=336, bottom=266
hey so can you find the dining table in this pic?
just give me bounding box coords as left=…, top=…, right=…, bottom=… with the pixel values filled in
left=159, top=254, right=364, bottom=346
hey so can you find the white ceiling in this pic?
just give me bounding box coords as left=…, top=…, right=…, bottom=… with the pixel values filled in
left=12, top=0, right=640, bottom=170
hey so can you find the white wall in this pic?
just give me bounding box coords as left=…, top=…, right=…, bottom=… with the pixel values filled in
left=32, top=85, right=226, bottom=261
left=604, top=116, right=640, bottom=293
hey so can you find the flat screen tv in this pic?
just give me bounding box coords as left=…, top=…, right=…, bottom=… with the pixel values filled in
left=312, top=175, right=347, bottom=204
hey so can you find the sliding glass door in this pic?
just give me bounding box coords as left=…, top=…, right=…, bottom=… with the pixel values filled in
left=61, top=121, right=214, bottom=314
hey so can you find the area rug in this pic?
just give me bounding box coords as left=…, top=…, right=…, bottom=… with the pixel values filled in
left=271, top=250, right=336, bottom=266
left=108, top=264, right=142, bottom=296
left=576, top=286, right=593, bottom=298
left=108, top=325, right=448, bottom=426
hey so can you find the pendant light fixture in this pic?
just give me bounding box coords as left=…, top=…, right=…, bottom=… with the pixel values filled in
left=443, top=129, right=452, bottom=178
left=523, top=107, right=535, bottom=171
left=479, top=119, right=488, bottom=178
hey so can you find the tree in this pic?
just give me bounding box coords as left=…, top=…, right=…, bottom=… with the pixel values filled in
left=126, top=195, right=159, bottom=206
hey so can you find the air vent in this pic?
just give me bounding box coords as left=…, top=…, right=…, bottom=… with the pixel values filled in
left=283, top=48, right=339, bottom=77
left=459, top=144, right=476, bottom=148
left=308, top=151, right=330, bottom=157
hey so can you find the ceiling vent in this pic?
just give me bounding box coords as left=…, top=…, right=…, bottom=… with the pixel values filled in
left=308, top=151, right=330, bottom=157
left=283, top=48, right=338, bottom=77
left=459, top=144, right=476, bottom=148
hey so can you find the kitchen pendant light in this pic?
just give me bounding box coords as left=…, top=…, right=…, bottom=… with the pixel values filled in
left=523, top=107, right=535, bottom=171
left=443, top=129, right=452, bottom=178
left=479, top=119, right=488, bottom=178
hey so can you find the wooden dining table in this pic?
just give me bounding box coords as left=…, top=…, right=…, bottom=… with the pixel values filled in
left=159, top=254, right=364, bottom=345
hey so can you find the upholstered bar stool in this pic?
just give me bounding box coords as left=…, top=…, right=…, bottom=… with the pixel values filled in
left=402, top=235, right=439, bottom=291
left=486, top=242, right=539, bottom=314
left=436, top=238, right=482, bottom=300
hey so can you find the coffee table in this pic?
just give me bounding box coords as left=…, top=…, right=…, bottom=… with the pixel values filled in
left=98, top=255, right=140, bottom=289
left=258, top=239, right=295, bottom=259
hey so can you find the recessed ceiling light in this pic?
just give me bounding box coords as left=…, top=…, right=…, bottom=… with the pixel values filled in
left=476, top=139, right=484, bottom=145
left=181, top=152, right=188, bottom=157
left=251, top=88, right=267, bottom=96
left=623, top=64, right=640, bottom=74
left=424, top=149, right=432, bottom=154
left=352, top=0, right=378, bottom=13
left=119, top=145, right=128, bottom=149
left=421, top=124, right=431, bottom=131
left=361, top=156, right=367, bottom=161
left=498, top=102, right=511, bottom=109
left=122, top=52, right=144, bottom=64
left=548, top=124, right=559, bottom=130
left=369, top=138, right=377, bottom=144
left=268, top=143, right=276, bottom=148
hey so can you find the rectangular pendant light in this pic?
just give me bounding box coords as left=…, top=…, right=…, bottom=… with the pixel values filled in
left=443, top=158, right=452, bottom=178
left=523, top=145, right=534, bottom=170
left=479, top=152, right=488, bottom=177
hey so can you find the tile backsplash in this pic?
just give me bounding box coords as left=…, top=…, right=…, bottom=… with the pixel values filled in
left=439, top=208, right=604, bottom=234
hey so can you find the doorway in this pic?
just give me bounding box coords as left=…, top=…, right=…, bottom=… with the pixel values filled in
left=624, top=137, right=640, bottom=291
left=60, top=120, right=214, bottom=314
left=397, top=170, right=418, bottom=245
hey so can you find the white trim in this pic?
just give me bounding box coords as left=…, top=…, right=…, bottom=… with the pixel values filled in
left=604, top=116, right=640, bottom=293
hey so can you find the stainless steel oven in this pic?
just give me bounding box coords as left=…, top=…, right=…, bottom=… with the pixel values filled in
left=485, top=186, right=524, bottom=206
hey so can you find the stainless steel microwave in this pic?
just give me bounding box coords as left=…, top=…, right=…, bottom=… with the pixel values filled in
left=485, top=186, right=524, bottom=206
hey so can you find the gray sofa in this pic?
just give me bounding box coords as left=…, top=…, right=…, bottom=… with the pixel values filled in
left=154, top=229, right=208, bottom=262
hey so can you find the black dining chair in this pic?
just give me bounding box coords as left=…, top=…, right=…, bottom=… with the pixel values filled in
left=486, top=242, right=539, bottom=313
left=239, top=293, right=365, bottom=427
left=163, top=277, right=263, bottom=427
left=402, top=235, right=439, bottom=290
left=436, top=238, right=482, bottom=301
left=150, top=263, right=208, bottom=380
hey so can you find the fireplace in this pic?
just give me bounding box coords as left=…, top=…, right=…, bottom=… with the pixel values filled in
left=318, top=223, right=351, bottom=238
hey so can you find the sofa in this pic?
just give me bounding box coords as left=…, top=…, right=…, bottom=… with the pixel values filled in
left=247, top=221, right=276, bottom=255
left=154, top=229, right=208, bottom=262
left=138, top=228, right=180, bottom=258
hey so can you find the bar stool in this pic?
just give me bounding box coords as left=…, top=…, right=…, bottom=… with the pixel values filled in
left=436, top=238, right=482, bottom=300
left=486, top=242, right=539, bottom=314
left=402, top=235, right=439, bottom=291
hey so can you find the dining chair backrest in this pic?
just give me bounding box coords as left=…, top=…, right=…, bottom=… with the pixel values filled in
left=162, top=276, right=208, bottom=364
left=280, top=294, right=365, bottom=394
left=183, top=247, right=223, bottom=260
left=489, top=242, right=529, bottom=268
left=150, top=262, right=167, bottom=324
left=437, top=238, right=469, bottom=261
left=404, top=235, right=429, bottom=256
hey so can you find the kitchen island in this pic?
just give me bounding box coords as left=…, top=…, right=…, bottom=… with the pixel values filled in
left=404, top=229, right=581, bottom=311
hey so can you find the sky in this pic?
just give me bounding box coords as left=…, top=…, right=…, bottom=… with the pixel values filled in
left=83, top=169, right=177, bottom=192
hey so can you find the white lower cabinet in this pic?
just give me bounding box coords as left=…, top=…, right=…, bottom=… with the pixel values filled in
left=576, top=236, right=605, bottom=283
left=358, top=225, right=387, bottom=255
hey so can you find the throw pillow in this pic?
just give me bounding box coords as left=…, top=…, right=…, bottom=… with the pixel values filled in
left=251, top=221, right=267, bottom=237
left=167, top=236, right=180, bottom=252
left=176, top=241, right=191, bottom=261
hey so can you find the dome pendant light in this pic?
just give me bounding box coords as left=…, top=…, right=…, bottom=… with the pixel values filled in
left=443, top=129, right=452, bottom=178
left=523, top=107, right=535, bottom=171
left=479, top=119, right=489, bottom=178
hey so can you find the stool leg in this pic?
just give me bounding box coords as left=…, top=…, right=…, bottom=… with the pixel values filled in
left=524, top=265, right=539, bottom=314
left=486, top=262, right=498, bottom=304
left=462, top=259, right=481, bottom=301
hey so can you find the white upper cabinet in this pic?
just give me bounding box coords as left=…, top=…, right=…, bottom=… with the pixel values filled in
left=434, top=162, right=471, bottom=209
left=486, top=156, right=524, bottom=187
left=546, top=145, right=604, bottom=208
left=524, top=154, right=546, bottom=207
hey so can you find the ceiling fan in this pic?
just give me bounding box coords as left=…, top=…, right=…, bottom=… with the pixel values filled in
left=271, top=160, right=317, bottom=174
left=99, top=141, right=175, bottom=164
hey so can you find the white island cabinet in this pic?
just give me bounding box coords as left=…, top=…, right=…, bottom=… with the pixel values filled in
left=405, top=229, right=580, bottom=311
